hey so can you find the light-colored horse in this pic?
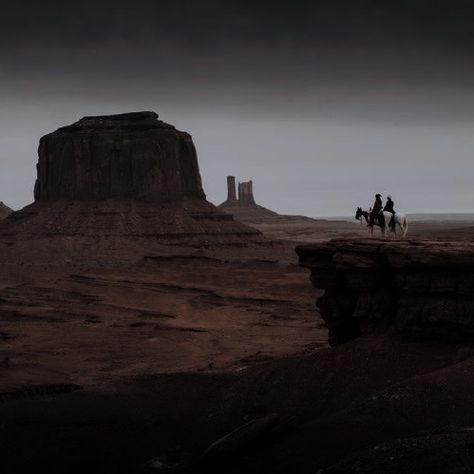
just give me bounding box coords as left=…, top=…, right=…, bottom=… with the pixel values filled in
left=355, top=207, right=409, bottom=239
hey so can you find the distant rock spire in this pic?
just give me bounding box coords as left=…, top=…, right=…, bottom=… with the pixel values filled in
left=219, top=176, right=278, bottom=220
left=237, top=180, right=256, bottom=205
left=226, top=176, right=237, bottom=203
left=221, top=176, right=258, bottom=207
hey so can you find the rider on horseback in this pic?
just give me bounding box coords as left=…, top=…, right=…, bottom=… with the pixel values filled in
left=383, top=196, right=396, bottom=230
left=369, top=194, right=383, bottom=226
left=356, top=195, right=407, bottom=238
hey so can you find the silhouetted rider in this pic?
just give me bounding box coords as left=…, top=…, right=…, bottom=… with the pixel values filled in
left=383, top=196, right=396, bottom=229
left=369, top=194, right=383, bottom=226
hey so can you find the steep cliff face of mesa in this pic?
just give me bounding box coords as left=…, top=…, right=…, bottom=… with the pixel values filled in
left=34, top=112, right=205, bottom=202
left=296, top=239, right=474, bottom=345
left=0, top=202, right=12, bottom=220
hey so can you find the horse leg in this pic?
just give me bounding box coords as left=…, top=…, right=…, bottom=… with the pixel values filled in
left=401, top=217, right=408, bottom=239
left=394, top=223, right=400, bottom=239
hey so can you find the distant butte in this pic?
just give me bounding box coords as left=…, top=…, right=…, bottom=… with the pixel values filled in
left=217, top=175, right=370, bottom=242
left=0, top=112, right=263, bottom=251
left=218, top=175, right=279, bottom=219
left=34, top=111, right=206, bottom=202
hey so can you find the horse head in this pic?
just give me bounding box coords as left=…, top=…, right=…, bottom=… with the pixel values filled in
left=355, top=207, right=362, bottom=220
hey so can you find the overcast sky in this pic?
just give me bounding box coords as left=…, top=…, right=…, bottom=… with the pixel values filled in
left=1, top=0, right=474, bottom=216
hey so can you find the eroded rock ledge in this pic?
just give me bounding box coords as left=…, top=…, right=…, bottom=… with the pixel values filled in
left=296, top=239, right=474, bottom=345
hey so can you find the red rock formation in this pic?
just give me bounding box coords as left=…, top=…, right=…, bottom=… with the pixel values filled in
left=34, top=112, right=205, bottom=202
left=219, top=176, right=278, bottom=220
left=237, top=180, right=256, bottom=205
left=0, top=112, right=263, bottom=246
left=226, top=176, right=237, bottom=203
left=296, top=239, right=474, bottom=345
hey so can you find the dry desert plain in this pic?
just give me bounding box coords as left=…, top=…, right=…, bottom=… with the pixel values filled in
left=1, top=213, right=474, bottom=473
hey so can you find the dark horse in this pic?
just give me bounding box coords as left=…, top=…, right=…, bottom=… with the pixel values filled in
left=355, top=207, right=370, bottom=224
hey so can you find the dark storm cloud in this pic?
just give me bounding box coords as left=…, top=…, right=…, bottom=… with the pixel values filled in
left=2, top=0, right=474, bottom=126
left=2, top=0, right=474, bottom=47
left=2, top=0, right=474, bottom=102
left=2, top=0, right=474, bottom=103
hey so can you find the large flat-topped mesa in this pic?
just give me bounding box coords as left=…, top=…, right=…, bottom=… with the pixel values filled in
left=34, top=111, right=205, bottom=202
left=58, top=111, right=162, bottom=130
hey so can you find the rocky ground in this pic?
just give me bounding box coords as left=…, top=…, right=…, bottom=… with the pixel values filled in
left=0, top=245, right=325, bottom=390
left=224, top=211, right=474, bottom=243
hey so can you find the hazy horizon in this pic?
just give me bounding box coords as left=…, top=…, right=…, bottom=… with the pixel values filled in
left=2, top=1, right=474, bottom=216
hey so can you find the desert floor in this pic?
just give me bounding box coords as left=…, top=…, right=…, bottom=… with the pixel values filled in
left=1, top=217, right=473, bottom=472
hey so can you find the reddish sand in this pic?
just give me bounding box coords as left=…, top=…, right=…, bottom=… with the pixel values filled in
left=0, top=250, right=325, bottom=391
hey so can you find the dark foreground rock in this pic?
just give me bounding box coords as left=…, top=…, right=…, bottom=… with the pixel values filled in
left=296, top=239, right=474, bottom=345
left=318, top=428, right=474, bottom=473
left=201, top=414, right=283, bottom=461
left=1, top=338, right=474, bottom=473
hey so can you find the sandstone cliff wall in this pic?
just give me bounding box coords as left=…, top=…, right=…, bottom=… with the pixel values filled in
left=296, top=239, right=474, bottom=345
left=34, top=112, right=205, bottom=202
